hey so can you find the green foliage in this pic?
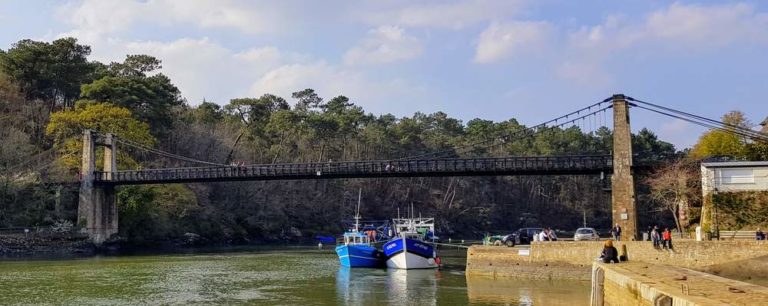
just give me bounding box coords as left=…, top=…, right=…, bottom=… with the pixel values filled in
left=713, top=191, right=768, bottom=230
left=80, top=55, right=184, bottom=135
left=690, top=111, right=755, bottom=159
left=116, top=184, right=198, bottom=243
left=45, top=102, right=155, bottom=171
left=633, top=128, right=675, bottom=160
left=690, top=130, right=745, bottom=159
left=745, top=141, right=768, bottom=161
left=0, top=38, right=95, bottom=108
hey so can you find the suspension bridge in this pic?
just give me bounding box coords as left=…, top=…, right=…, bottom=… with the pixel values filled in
left=6, top=94, right=767, bottom=244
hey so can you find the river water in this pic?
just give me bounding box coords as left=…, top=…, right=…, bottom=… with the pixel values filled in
left=0, top=247, right=589, bottom=305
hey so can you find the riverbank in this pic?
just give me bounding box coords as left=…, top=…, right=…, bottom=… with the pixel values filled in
left=0, top=236, right=95, bottom=257
left=0, top=234, right=325, bottom=258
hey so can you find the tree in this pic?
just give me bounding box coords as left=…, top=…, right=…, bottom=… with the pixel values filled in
left=0, top=38, right=95, bottom=110
left=46, top=101, right=155, bottom=172
left=80, top=55, right=184, bottom=135
left=644, top=158, right=701, bottom=233
left=633, top=128, right=676, bottom=160
left=690, top=111, right=752, bottom=159
left=292, top=88, right=323, bottom=112
left=193, top=101, right=225, bottom=124
left=222, top=94, right=290, bottom=163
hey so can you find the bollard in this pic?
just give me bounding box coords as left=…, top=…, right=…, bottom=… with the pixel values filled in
left=619, top=244, right=628, bottom=262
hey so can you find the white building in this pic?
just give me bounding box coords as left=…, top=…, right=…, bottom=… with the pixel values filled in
left=701, top=161, right=768, bottom=194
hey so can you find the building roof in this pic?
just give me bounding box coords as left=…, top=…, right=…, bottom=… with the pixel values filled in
left=701, top=161, right=768, bottom=168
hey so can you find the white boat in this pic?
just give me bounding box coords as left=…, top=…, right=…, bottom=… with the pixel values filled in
left=382, top=217, right=439, bottom=269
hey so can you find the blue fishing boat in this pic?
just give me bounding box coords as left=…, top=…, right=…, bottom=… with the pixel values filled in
left=383, top=216, right=439, bottom=269
left=335, top=190, right=385, bottom=268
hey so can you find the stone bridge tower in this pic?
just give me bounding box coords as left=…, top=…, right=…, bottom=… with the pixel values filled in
left=79, top=130, right=118, bottom=245
left=611, top=94, right=638, bottom=240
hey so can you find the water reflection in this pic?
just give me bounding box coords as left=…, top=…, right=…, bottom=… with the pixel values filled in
left=336, top=267, right=441, bottom=305
left=466, top=276, right=589, bottom=306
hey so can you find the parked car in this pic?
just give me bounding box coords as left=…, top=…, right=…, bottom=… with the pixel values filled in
left=573, top=227, right=600, bottom=241
left=487, top=234, right=506, bottom=246
left=503, top=227, right=544, bottom=247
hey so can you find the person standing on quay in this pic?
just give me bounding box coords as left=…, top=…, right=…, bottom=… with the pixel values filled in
left=662, top=228, right=673, bottom=250
left=612, top=223, right=622, bottom=241
left=651, top=226, right=660, bottom=249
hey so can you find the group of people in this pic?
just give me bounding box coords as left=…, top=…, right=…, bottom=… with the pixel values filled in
left=648, top=225, right=674, bottom=249
left=599, top=224, right=676, bottom=264
left=533, top=228, right=558, bottom=241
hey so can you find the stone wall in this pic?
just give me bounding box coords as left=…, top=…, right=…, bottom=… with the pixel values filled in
left=594, top=262, right=768, bottom=306
left=466, top=240, right=768, bottom=282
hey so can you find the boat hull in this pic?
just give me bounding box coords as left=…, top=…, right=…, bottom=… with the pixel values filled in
left=336, top=244, right=385, bottom=268
left=383, top=237, right=438, bottom=269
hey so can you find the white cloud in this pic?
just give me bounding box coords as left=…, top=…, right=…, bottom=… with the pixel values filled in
left=344, top=25, right=423, bottom=65
left=644, top=3, right=768, bottom=47
left=473, top=21, right=553, bottom=63
left=122, top=39, right=286, bottom=103
left=558, top=2, right=768, bottom=84
left=360, top=0, right=526, bottom=29
left=248, top=61, right=430, bottom=115
left=57, top=0, right=282, bottom=36
left=56, top=34, right=287, bottom=104
left=569, top=3, right=768, bottom=52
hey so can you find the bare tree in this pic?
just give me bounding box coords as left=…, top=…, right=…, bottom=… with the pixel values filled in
left=644, top=158, right=702, bottom=233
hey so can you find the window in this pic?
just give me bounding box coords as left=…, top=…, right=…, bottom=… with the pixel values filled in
left=719, top=168, right=755, bottom=184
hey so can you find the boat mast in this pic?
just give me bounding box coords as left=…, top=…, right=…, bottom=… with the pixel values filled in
left=354, top=188, right=362, bottom=232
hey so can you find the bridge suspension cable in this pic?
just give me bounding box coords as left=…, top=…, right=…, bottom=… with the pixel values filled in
left=401, top=99, right=614, bottom=160
left=115, top=137, right=227, bottom=167
left=1, top=148, right=57, bottom=174
left=627, top=97, right=768, bottom=142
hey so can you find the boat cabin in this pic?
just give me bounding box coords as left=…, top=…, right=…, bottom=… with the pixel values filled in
left=343, top=232, right=371, bottom=245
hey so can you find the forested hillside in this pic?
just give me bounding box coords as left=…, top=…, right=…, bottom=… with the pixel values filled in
left=1, top=38, right=681, bottom=245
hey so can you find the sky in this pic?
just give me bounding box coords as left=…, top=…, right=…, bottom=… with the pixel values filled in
left=1, top=0, right=767, bottom=150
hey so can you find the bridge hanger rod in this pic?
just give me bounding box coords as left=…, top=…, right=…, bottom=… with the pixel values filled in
left=403, top=104, right=613, bottom=160
left=1, top=148, right=58, bottom=174
left=114, top=137, right=227, bottom=167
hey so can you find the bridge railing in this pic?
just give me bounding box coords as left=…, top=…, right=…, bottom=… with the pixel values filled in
left=93, top=155, right=612, bottom=184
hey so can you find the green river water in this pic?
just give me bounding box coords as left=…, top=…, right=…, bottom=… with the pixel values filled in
left=0, top=248, right=589, bottom=305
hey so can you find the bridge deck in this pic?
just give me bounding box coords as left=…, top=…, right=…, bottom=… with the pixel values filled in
left=94, top=155, right=613, bottom=185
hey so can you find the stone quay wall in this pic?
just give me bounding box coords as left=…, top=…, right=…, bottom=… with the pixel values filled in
left=466, top=240, right=768, bottom=282
left=592, top=262, right=768, bottom=306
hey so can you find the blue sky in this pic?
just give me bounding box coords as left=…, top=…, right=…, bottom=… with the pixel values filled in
left=1, top=0, right=767, bottom=149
